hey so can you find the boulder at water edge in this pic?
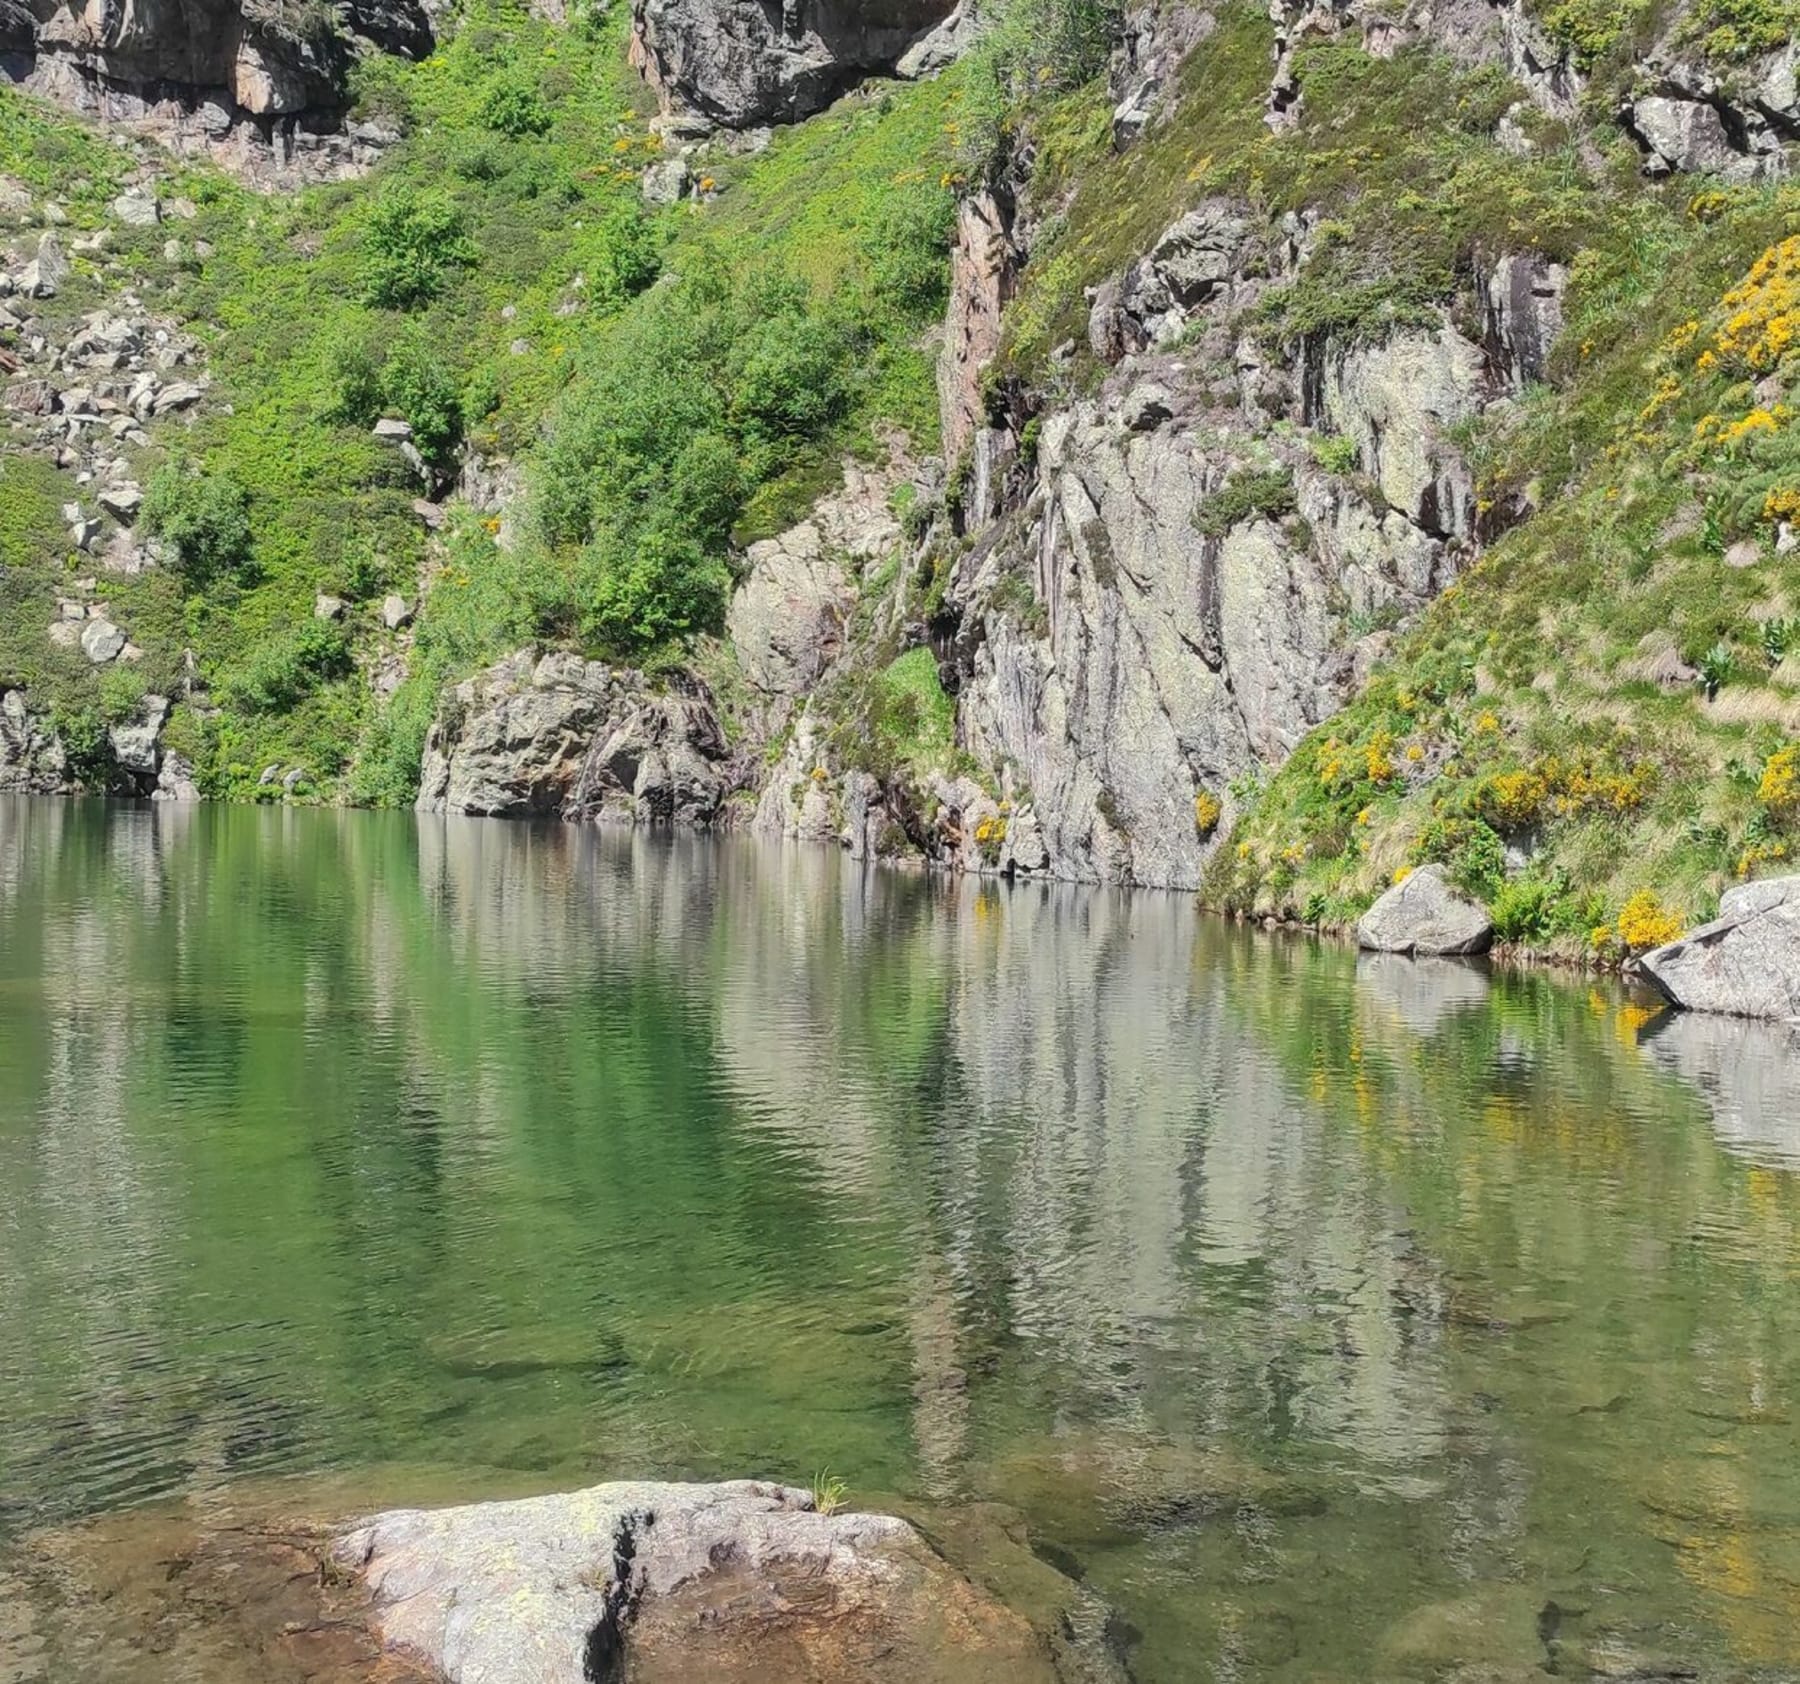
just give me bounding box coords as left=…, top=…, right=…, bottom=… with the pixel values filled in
left=334, top=1478, right=1061, bottom=1684
left=1356, top=865, right=1495, bottom=956
left=1639, top=876, right=1800, bottom=1022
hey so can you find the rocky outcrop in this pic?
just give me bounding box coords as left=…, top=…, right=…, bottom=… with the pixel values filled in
left=335, top=1479, right=1063, bottom=1684
left=726, top=455, right=904, bottom=734
left=0, top=687, right=72, bottom=792
left=1482, top=251, right=1567, bottom=389
left=415, top=649, right=739, bottom=823
left=1085, top=199, right=1257, bottom=362
left=0, top=686, right=192, bottom=795
left=937, top=336, right=1475, bottom=887
left=1639, top=877, right=1800, bottom=1021
left=630, top=0, right=958, bottom=128
left=1357, top=865, right=1495, bottom=955
left=3, top=0, right=430, bottom=184
left=1619, top=42, right=1800, bottom=180
left=939, top=190, right=1016, bottom=465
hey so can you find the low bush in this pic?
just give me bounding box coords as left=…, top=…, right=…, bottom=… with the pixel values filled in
left=142, top=466, right=255, bottom=586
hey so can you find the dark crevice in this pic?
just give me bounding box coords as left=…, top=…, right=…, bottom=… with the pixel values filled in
left=582, top=1507, right=654, bottom=1684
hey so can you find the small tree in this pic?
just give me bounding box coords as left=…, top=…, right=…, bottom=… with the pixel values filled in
left=142, top=464, right=254, bottom=585
left=362, top=189, right=474, bottom=310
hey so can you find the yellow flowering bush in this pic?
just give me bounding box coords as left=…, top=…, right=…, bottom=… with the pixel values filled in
left=1759, top=743, right=1800, bottom=818
left=1615, top=890, right=1683, bottom=951
left=1193, top=789, right=1223, bottom=837
left=1706, top=235, right=1800, bottom=377
left=1764, top=487, right=1800, bottom=524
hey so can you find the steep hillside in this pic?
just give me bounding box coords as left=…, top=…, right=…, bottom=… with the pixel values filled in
left=2, top=0, right=1800, bottom=960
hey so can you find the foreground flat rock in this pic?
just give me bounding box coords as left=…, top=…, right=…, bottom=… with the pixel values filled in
left=335, top=1479, right=1061, bottom=1684
left=1640, top=877, right=1800, bottom=1022
left=1356, top=864, right=1494, bottom=956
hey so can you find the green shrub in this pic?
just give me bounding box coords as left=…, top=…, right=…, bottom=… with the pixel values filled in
left=327, top=333, right=386, bottom=427
left=382, top=336, right=464, bottom=466
left=1411, top=814, right=1507, bottom=900
left=588, top=201, right=663, bottom=306
left=218, top=621, right=354, bottom=713
left=479, top=76, right=552, bottom=137
left=142, top=465, right=255, bottom=586
left=1194, top=468, right=1298, bottom=538
left=362, top=189, right=475, bottom=310
left=1490, top=873, right=1560, bottom=942
left=579, top=523, right=732, bottom=652
left=860, top=181, right=958, bottom=318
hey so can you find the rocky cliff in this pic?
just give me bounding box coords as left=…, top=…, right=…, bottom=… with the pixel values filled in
left=1, top=0, right=433, bottom=181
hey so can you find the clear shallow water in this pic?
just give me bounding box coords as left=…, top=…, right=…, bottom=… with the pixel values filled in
left=3, top=796, right=1800, bottom=1680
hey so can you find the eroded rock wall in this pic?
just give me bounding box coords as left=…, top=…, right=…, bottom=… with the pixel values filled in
left=2, top=0, right=433, bottom=184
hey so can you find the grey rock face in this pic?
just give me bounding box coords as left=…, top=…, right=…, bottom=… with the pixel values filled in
left=80, top=617, right=127, bottom=663
left=1088, top=200, right=1255, bottom=360
left=1720, top=875, right=1800, bottom=919
left=1640, top=897, right=1800, bottom=1022
left=1308, top=325, right=1486, bottom=538
left=640, top=155, right=692, bottom=204
left=0, top=688, right=71, bottom=792
left=945, top=355, right=1466, bottom=888
left=4, top=0, right=431, bottom=183
left=107, top=693, right=170, bottom=782
left=1483, top=251, right=1567, bottom=388
left=416, top=649, right=737, bottom=824
left=631, top=0, right=957, bottom=127
left=335, top=1479, right=1061, bottom=1684
left=1357, top=865, right=1495, bottom=955
left=728, top=457, right=900, bottom=725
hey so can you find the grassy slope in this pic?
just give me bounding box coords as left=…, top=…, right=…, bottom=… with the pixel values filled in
left=0, top=2, right=971, bottom=801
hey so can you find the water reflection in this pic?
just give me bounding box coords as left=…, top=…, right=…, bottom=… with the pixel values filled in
left=1640, top=1007, right=1800, bottom=1169
left=3, top=798, right=1800, bottom=1680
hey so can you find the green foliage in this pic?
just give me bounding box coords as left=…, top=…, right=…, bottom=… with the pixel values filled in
left=580, top=524, right=732, bottom=650
left=1309, top=433, right=1361, bottom=476
left=217, top=621, right=354, bottom=713
left=588, top=201, right=663, bottom=306
left=536, top=262, right=858, bottom=654
left=382, top=335, right=464, bottom=465
left=1194, top=468, right=1297, bottom=538
left=1413, top=815, right=1507, bottom=902
left=362, top=189, right=475, bottom=309
left=142, top=466, right=255, bottom=586
left=1672, top=0, right=1800, bottom=58
left=859, top=179, right=958, bottom=317
left=1536, top=0, right=1653, bottom=66
left=479, top=75, right=552, bottom=137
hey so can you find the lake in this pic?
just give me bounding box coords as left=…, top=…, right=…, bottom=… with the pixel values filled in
left=2, top=795, right=1799, bottom=1681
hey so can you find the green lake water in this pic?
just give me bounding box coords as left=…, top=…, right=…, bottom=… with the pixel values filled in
left=4, top=794, right=1800, bottom=1680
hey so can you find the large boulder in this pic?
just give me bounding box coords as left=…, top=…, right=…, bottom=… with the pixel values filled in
left=631, top=0, right=958, bottom=128
left=415, top=649, right=738, bottom=824
left=1639, top=878, right=1800, bottom=1022
left=335, top=1479, right=1062, bottom=1684
left=1356, top=865, right=1495, bottom=956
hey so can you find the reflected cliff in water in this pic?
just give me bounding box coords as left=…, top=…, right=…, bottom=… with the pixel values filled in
left=4, top=798, right=1800, bottom=1681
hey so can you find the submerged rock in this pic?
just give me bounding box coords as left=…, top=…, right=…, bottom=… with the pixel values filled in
left=1356, top=865, right=1495, bottom=956
left=336, top=1479, right=1061, bottom=1684
left=1639, top=878, right=1800, bottom=1022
